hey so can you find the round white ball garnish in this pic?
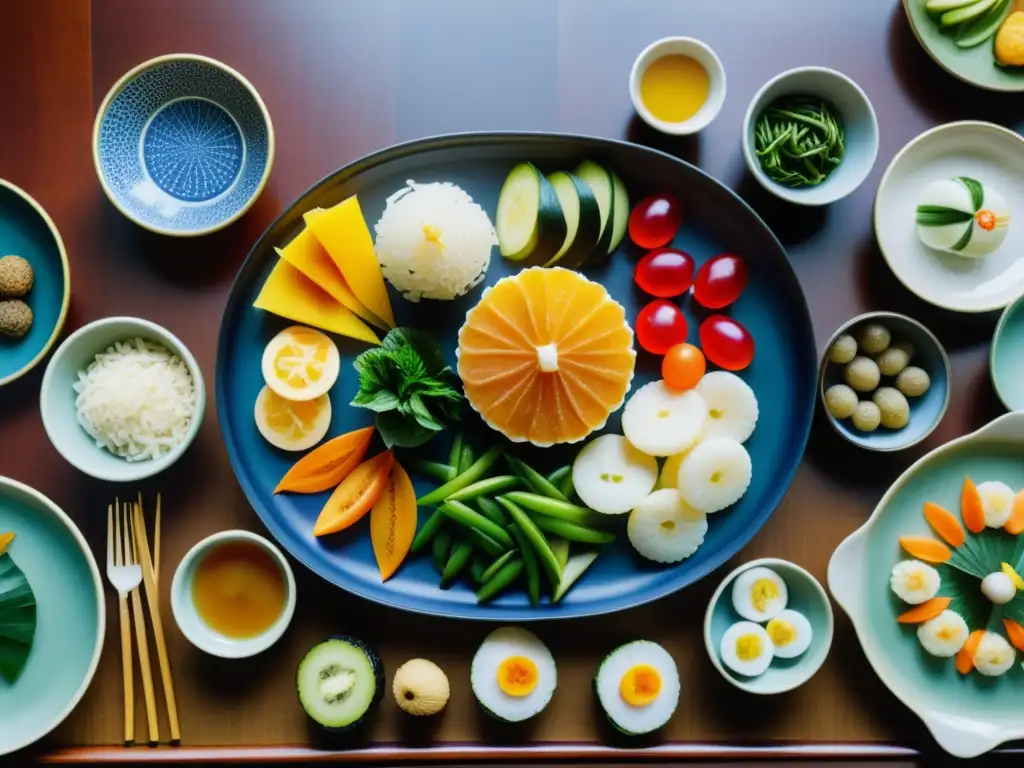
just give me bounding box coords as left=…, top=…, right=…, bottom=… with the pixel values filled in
left=981, top=572, right=1016, bottom=605
left=890, top=559, right=941, bottom=605
left=976, top=480, right=1016, bottom=528
left=916, top=177, right=1010, bottom=259
left=916, top=610, right=968, bottom=658
left=973, top=631, right=1016, bottom=677
left=393, top=658, right=450, bottom=716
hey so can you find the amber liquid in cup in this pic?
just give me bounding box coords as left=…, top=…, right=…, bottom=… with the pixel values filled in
left=192, top=541, right=286, bottom=639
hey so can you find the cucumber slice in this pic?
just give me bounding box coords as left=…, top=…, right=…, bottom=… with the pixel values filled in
left=573, top=160, right=615, bottom=262
left=926, top=0, right=975, bottom=12
left=496, top=162, right=567, bottom=264
left=955, top=0, right=1011, bottom=46
left=296, top=635, right=384, bottom=733
left=941, top=0, right=997, bottom=26
left=545, top=171, right=602, bottom=268
left=553, top=550, right=600, bottom=602
left=608, top=171, right=629, bottom=254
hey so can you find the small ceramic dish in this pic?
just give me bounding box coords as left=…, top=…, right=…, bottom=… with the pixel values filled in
left=39, top=316, right=206, bottom=483
left=742, top=66, right=878, bottom=207
left=0, top=477, right=104, bottom=758
left=704, top=557, right=834, bottom=695
left=629, top=37, right=726, bottom=136
left=819, top=311, right=951, bottom=452
left=829, top=410, right=1024, bottom=758
left=0, top=179, right=70, bottom=388
left=991, top=291, right=1024, bottom=411
left=171, top=530, right=296, bottom=659
left=93, top=53, right=274, bottom=237
left=875, top=121, right=1024, bottom=313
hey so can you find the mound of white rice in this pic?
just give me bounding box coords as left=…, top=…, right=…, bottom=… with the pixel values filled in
left=374, top=180, right=497, bottom=302
left=73, top=337, right=197, bottom=462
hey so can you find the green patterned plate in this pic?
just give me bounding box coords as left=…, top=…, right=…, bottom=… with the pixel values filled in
left=829, top=411, right=1024, bottom=758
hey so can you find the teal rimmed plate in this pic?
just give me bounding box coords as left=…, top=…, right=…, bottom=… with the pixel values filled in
left=829, top=411, right=1024, bottom=758
left=0, top=477, right=104, bottom=758
left=0, top=179, right=70, bottom=387
left=991, top=292, right=1024, bottom=411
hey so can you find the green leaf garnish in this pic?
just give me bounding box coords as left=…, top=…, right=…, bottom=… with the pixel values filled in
left=947, top=528, right=1024, bottom=579
left=957, top=176, right=985, bottom=212
left=936, top=563, right=990, bottom=631
left=915, top=205, right=974, bottom=227
left=950, top=223, right=975, bottom=252
left=0, top=548, right=37, bottom=683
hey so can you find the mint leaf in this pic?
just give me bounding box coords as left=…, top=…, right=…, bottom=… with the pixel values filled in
left=408, top=394, right=444, bottom=431
left=375, top=410, right=436, bottom=449
left=351, top=389, right=400, bottom=413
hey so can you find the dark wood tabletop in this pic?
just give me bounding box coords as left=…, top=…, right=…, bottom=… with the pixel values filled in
left=2, top=0, right=1024, bottom=763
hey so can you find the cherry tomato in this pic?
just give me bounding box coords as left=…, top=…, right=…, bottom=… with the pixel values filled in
left=634, top=248, right=695, bottom=298
left=662, top=343, right=706, bottom=390
left=628, top=194, right=683, bottom=249
left=693, top=254, right=749, bottom=309
left=636, top=300, right=688, bottom=355
left=699, top=315, right=755, bottom=371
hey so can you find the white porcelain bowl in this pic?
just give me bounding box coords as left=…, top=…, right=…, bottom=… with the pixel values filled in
left=629, top=37, right=726, bottom=136
left=171, top=530, right=296, bottom=659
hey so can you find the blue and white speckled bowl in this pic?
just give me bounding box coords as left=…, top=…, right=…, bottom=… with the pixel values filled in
left=92, top=54, right=274, bottom=237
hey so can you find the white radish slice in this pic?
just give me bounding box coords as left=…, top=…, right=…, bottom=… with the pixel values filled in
left=678, top=437, right=752, bottom=513
left=572, top=433, right=658, bottom=515
left=655, top=451, right=690, bottom=490
left=621, top=380, right=706, bottom=457
left=628, top=488, right=708, bottom=563
left=695, top=371, right=759, bottom=443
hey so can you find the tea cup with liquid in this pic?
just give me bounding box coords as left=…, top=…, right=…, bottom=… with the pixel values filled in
left=630, top=37, right=727, bottom=136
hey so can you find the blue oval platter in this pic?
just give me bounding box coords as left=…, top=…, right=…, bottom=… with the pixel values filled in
left=216, top=133, right=817, bottom=620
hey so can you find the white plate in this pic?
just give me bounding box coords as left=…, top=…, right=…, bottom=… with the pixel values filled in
left=875, top=121, right=1024, bottom=314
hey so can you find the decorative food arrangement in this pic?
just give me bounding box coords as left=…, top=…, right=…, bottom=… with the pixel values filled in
left=915, top=176, right=1010, bottom=257
left=0, top=255, right=35, bottom=339
left=921, top=0, right=1024, bottom=67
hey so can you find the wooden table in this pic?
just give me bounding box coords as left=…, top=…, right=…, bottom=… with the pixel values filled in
left=2, top=0, right=1023, bottom=763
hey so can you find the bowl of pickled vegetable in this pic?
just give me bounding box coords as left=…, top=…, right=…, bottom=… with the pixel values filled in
left=742, top=66, right=879, bottom=207
left=818, top=311, right=951, bottom=452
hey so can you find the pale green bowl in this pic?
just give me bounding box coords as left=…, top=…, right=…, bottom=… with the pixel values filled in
left=703, top=557, right=834, bottom=695
left=991, top=293, right=1024, bottom=412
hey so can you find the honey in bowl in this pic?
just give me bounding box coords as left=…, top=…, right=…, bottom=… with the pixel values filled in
left=192, top=540, right=287, bottom=639
left=640, top=54, right=710, bottom=124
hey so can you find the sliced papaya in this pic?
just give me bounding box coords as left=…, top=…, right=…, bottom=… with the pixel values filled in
left=274, top=426, right=376, bottom=494
left=1002, top=618, right=1024, bottom=653
left=956, top=629, right=985, bottom=674
left=961, top=476, right=986, bottom=534
left=0, top=531, right=14, bottom=556
left=897, top=596, right=951, bottom=624
left=313, top=451, right=394, bottom=536
left=1004, top=489, right=1024, bottom=535
left=369, top=461, right=417, bottom=581
left=923, top=501, right=966, bottom=547
left=898, top=535, right=952, bottom=564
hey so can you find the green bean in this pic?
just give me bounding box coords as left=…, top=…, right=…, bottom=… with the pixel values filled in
left=753, top=97, right=844, bottom=188
left=448, top=431, right=464, bottom=469
left=440, top=500, right=514, bottom=549
left=441, top=540, right=474, bottom=586
left=500, top=491, right=610, bottom=528
left=530, top=515, right=616, bottom=544
left=550, top=537, right=570, bottom=570
left=465, top=526, right=507, bottom=558
left=475, top=497, right=510, bottom=528
left=496, top=497, right=562, bottom=591
left=508, top=522, right=541, bottom=606
left=558, top=468, right=575, bottom=500
left=411, top=509, right=447, bottom=553
left=417, top=446, right=503, bottom=506
left=507, top=455, right=569, bottom=502
left=460, top=444, right=475, bottom=474
left=476, top=558, right=524, bottom=603
left=469, top=555, right=488, bottom=585
left=546, top=465, right=571, bottom=487
left=403, top=458, right=456, bottom=484
left=432, top=529, right=452, bottom=575
left=480, top=550, right=517, bottom=584
left=444, top=475, right=521, bottom=503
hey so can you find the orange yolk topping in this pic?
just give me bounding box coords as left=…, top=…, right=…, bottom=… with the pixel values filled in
left=619, top=664, right=662, bottom=707
left=497, top=656, right=538, bottom=697
left=976, top=210, right=996, bottom=231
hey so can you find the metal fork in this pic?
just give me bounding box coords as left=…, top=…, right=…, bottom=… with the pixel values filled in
left=107, top=501, right=141, bottom=744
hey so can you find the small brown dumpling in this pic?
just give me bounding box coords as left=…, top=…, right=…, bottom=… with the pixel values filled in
left=0, top=255, right=33, bottom=298
left=0, top=299, right=33, bottom=338
left=996, top=11, right=1024, bottom=68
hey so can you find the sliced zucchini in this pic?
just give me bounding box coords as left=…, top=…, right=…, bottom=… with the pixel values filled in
left=926, top=0, right=975, bottom=12
left=545, top=171, right=602, bottom=268
left=496, top=162, right=566, bottom=265
left=296, top=635, right=384, bottom=733
left=941, top=0, right=997, bottom=26
left=573, top=160, right=614, bottom=262
left=608, top=171, right=629, bottom=254
left=955, top=0, right=1011, bottom=47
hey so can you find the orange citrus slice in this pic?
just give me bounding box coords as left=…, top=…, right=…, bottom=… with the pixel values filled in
left=254, top=385, right=332, bottom=451
left=457, top=267, right=635, bottom=446
left=261, top=325, right=340, bottom=402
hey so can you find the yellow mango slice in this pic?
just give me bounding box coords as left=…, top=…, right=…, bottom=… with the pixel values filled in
left=254, top=259, right=379, bottom=345
left=305, top=197, right=396, bottom=329
left=996, top=11, right=1024, bottom=68
left=275, top=227, right=388, bottom=331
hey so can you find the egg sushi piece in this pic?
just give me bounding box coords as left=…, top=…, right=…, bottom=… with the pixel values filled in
left=471, top=627, right=556, bottom=722
left=627, top=489, right=708, bottom=563
left=915, top=177, right=1010, bottom=259
left=731, top=566, right=787, bottom=622
left=889, top=559, right=941, bottom=605
left=976, top=481, right=1016, bottom=528
left=719, top=621, right=774, bottom=677
left=916, top=610, right=969, bottom=658
left=594, top=640, right=680, bottom=735
left=973, top=631, right=1016, bottom=677
left=765, top=609, right=813, bottom=659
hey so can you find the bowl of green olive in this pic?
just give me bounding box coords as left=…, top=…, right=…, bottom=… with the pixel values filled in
left=818, top=311, right=950, bottom=452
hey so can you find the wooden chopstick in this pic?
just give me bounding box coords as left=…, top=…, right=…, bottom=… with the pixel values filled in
left=128, top=501, right=159, bottom=745
left=154, top=492, right=162, bottom=582
left=132, top=501, right=181, bottom=743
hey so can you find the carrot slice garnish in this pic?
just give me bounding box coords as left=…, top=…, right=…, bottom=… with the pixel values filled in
left=1005, top=490, right=1024, bottom=535
left=923, top=502, right=965, bottom=548
left=1003, top=619, right=1024, bottom=653
left=961, top=477, right=985, bottom=534
left=897, top=596, right=951, bottom=624
left=956, top=629, right=985, bottom=675
left=898, top=535, right=952, bottom=564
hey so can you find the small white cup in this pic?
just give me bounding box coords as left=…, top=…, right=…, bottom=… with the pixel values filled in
left=171, top=530, right=296, bottom=659
left=629, top=37, right=727, bottom=136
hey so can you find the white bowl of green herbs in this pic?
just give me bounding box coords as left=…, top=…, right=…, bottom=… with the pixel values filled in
left=742, top=66, right=879, bottom=207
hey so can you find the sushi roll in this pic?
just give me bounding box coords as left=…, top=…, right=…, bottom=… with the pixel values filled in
left=296, top=635, right=384, bottom=733
left=916, top=611, right=969, bottom=658
left=973, top=631, right=1016, bottom=677
left=471, top=627, right=556, bottom=722
left=594, top=640, right=680, bottom=735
